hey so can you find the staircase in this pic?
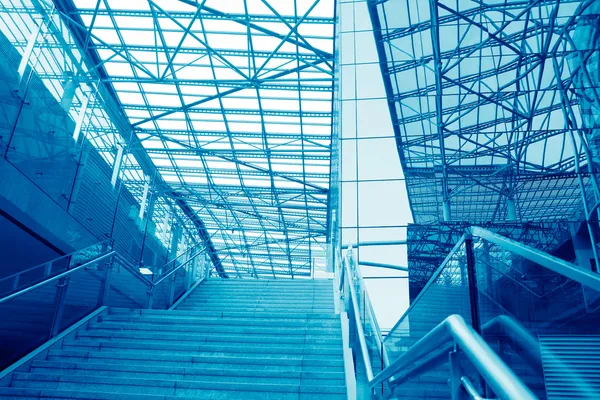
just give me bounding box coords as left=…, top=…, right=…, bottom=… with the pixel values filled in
left=0, top=279, right=346, bottom=399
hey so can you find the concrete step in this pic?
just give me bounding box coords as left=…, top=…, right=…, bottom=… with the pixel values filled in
left=200, top=280, right=333, bottom=285
left=176, top=305, right=335, bottom=312
left=97, top=315, right=340, bottom=328
left=86, top=321, right=341, bottom=336
left=29, top=360, right=346, bottom=386
left=8, top=372, right=345, bottom=399
left=108, top=308, right=338, bottom=320
left=46, top=349, right=345, bottom=370
left=76, top=329, right=343, bottom=346
left=185, top=296, right=333, bottom=304
left=62, top=338, right=342, bottom=356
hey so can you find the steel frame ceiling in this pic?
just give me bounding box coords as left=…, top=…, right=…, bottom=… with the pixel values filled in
left=368, top=0, right=600, bottom=227
left=0, top=0, right=335, bottom=278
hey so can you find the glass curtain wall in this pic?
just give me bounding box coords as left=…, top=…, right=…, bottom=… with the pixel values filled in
left=335, top=0, right=412, bottom=330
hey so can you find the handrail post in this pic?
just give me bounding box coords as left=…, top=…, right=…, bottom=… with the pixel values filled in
left=50, top=276, right=69, bottom=338
left=168, top=274, right=176, bottom=306
left=465, top=235, right=481, bottom=334
left=44, top=261, right=52, bottom=277
left=98, top=255, right=114, bottom=307
left=449, top=348, right=465, bottom=400
left=147, top=286, right=154, bottom=309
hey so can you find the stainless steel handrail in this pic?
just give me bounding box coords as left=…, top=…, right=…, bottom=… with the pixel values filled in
left=0, top=251, right=116, bottom=305
left=113, top=253, right=154, bottom=286
left=470, top=226, right=600, bottom=292
left=0, top=239, right=111, bottom=285
left=153, top=248, right=204, bottom=286
left=352, top=253, right=390, bottom=367
left=162, top=241, right=203, bottom=270
left=370, top=315, right=538, bottom=400
left=342, top=254, right=374, bottom=381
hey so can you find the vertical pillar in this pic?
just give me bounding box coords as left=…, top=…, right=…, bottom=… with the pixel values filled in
left=506, top=197, right=517, bottom=221
left=61, top=75, right=78, bottom=112
left=72, top=93, right=89, bottom=142
left=465, top=236, right=481, bottom=334
left=67, top=144, right=90, bottom=212
left=18, top=23, right=43, bottom=84
left=147, top=191, right=157, bottom=221
left=170, top=223, right=183, bottom=259
left=110, top=144, right=124, bottom=187
left=443, top=199, right=451, bottom=222
left=139, top=178, right=150, bottom=219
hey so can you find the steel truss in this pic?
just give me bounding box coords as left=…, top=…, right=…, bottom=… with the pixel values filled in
left=368, top=1, right=600, bottom=222
left=369, top=0, right=600, bottom=268
left=0, top=0, right=335, bottom=278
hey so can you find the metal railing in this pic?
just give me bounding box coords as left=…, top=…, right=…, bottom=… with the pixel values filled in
left=0, top=245, right=208, bottom=371
left=335, top=246, right=390, bottom=396
left=470, top=226, right=600, bottom=292
left=335, top=225, right=588, bottom=399
left=112, top=248, right=209, bottom=309
left=0, top=239, right=112, bottom=296
left=370, top=315, right=537, bottom=400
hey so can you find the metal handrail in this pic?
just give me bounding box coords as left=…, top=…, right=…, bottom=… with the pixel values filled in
left=342, top=254, right=374, bottom=381
left=352, top=252, right=390, bottom=367
left=383, top=233, right=469, bottom=343
left=470, top=226, right=600, bottom=292
left=113, top=253, right=153, bottom=286
left=162, top=241, right=203, bottom=270
left=153, top=248, right=204, bottom=286
left=370, top=315, right=538, bottom=400
left=0, top=251, right=115, bottom=305
left=0, top=239, right=111, bottom=285
left=113, top=249, right=203, bottom=289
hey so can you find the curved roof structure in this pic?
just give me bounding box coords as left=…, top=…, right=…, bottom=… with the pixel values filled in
left=0, top=0, right=335, bottom=278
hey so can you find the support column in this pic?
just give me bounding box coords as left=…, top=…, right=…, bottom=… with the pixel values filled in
left=17, top=23, right=43, bottom=84
left=443, top=199, right=451, bottom=222
left=170, top=223, right=183, bottom=259
left=110, top=145, right=124, bottom=188
left=72, top=93, right=89, bottom=142
left=138, top=178, right=150, bottom=220
left=506, top=197, right=517, bottom=221
left=61, top=74, right=78, bottom=112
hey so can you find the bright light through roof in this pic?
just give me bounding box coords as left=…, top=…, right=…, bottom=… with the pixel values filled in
left=70, top=0, right=335, bottom=277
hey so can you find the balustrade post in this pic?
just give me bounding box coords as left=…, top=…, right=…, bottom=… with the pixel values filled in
left=168, top=274, right=176, bottom=306
left=50, top=276, right=70, bottom=337
left=147, top=286, right=154, bottom=309
left=98, top=255, right=114, bottom=307
left=449, top=349, right=465, bottom=400
left=465, top=236, right=481, bottom=334
left=44, top=261, right=52, bottom=277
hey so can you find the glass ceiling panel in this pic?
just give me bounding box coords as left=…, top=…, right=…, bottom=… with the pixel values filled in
left=0, top=0, right=334, bottom=278
left=71, top=0, right=334, bottom=277
left=369, top=0, right=600, bottom=224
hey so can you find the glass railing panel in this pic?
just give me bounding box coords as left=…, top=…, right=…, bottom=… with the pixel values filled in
left=5, top=76, right=79, bottom=210
left=172, top=268, right=187, bottom=303
left=106, top=258, right=150, bottom=309
left=58, top=263, right=105, bottom=331
left=0, top=281, right=59, bottom=370
left=472, top=234, right=600, bottom=400
left=0, top=240, right=111, bottom=297
left=151, top=279, right=171, bottom=310
left=384, top=241, right=472, bottom=362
